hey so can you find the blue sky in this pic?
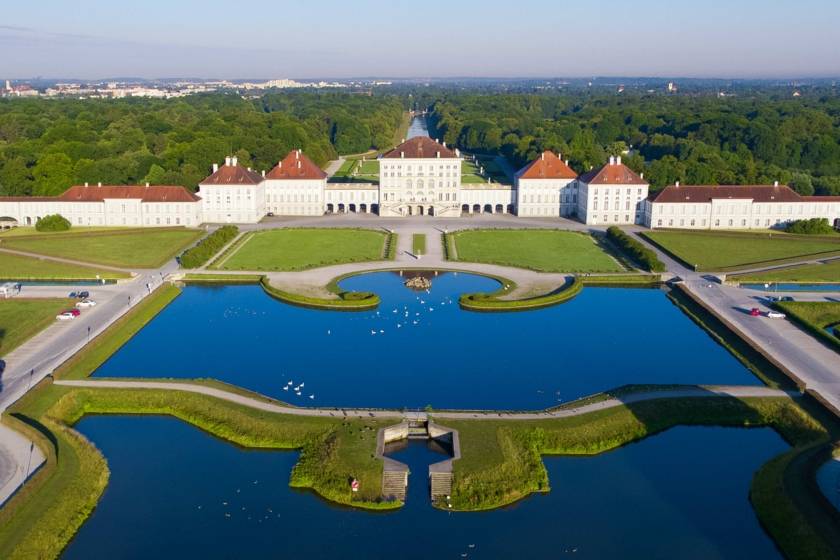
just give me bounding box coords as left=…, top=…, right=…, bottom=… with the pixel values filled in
left=2, top=0, right=839, bottom=79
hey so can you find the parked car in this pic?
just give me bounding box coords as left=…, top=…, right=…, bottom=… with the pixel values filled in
left=68, top=308, right=81, bottom=316
left=68, top=291, right=78, bottom=298
left=766, top=311, right=787, bottom=319
left=781, top=296, right=795, bottom=302
left=77, top=291, right=90, bottom=299
left=766, top=295, right=781, bottom=302
left=267, top=212, right=275, bottom=217
left=750, top=308, right=761, bottom=316
left=76, top=299, right=97, bottom=308
left=56, top=311, right=76, bottom=321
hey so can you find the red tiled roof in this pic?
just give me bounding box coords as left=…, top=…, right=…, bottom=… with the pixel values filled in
left=200, top=162, right=263, bottom=186
left=57, top=184, right=200, bottom=202
left=265, top=150, right=327, bottom=180
left=579, top=158, right=646, bottom=185
left=651, top=184, right=809, bottom=204
left=516, top=151, right=577, bottom=180
left=382, top=137, right=458, bottom=159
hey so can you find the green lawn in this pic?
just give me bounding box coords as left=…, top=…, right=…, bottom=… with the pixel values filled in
left=734, top=260, right=840, bottom=283
left=0, top=228, right=203, bottom=268
left=0, top=252, right=129, bottom=280
left=774, top=301, right=840, bottom=350
left=412, top=233, right=426, bottom=255
left=452, top=230, right=623, bottom=272
left=220, top=228, right=388, bottom=271
left=0, top=298, right=70, bottom=353
left=644, top=231, right=840, bottom=271
left=357, top=160, right=379, bottom=175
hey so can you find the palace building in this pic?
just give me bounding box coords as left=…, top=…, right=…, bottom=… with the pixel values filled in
left=1, top=136, right=839, bottom=230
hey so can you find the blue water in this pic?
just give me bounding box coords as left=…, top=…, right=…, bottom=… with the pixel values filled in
left=742, top=283, right=840, bottom=292
left=61, top=416, right=786, bottom=559
left=92, top=272, right=763, bottom=409
left=406, top=115, right=429, bottom=138
left=818, top=458, right=840, bottom=512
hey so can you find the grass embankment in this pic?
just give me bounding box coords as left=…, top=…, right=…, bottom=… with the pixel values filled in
left=643, top=230, right=840, bottom=272
left=443, top=396, right=840, bottom=559
left=460, top=277, right=583, bottom=311
left=774, top=301, right=840, bottom=352
left=260, top=276, right=380, bottom=311
left=451, top=229, right=624, bottom=273
left=179, top=225, right=238, bottom=269
left=0, top=228, right=203, bottom=268
left=731, top=260, right=840, bottom=284
left=412, top=233, right=426, bottom=256
left=219, top=228, right=390, bottom=271
left=0, top=252, right=129, bottom=281
left=0, top=384, right=395, bottom=560
left=0, top=298, right=72, bottom=353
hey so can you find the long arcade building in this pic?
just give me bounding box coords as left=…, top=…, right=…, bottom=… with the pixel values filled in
left=1, top=136, right=838, bottom=229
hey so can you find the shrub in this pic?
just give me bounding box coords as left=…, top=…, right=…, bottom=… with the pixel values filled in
left=784, top=218, right=835, bottom=235
left=606, top=227, right=666, bottom=272
left=179, top=225, right=238, bottom=269
left=35, top=214, right=71, bottom=232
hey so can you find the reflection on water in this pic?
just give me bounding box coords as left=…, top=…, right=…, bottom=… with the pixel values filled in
left=407, top=115, right=429, bottom=138
left=93, top=272, right=764, bottom=410
left=62, top=417, right=786, bottom=559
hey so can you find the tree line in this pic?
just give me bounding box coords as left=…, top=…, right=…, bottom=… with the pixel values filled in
left=0, top=92, right=405, bottom=196
left=426, top=91, right=840, bottom=194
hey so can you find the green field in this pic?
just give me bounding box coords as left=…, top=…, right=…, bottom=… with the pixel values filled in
left=0, top=228, right=202, bottom=268
left=412, top=233, right=426, bottom=255
left=734, top=260, right=840, bottom=283
left=774, top=301, right=840, bottom=351
left=644, top=231, right=840, bottom=271
left=452, top=229, right=623, bottom=272
left=462, top=156, right=509, bottom=184
left=0, top=252, right=130, bottom=280
left=0, top=298, right=70, bottom=353
left=220, top=228, right=388, bottom=271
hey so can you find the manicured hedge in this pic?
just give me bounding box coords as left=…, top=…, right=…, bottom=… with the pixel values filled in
left=785, top=218, right=836, bottom=235
left=35, top=214, right=71, bottom=232
left=179, top=225, right=239, bottom=269
left=460, top=277, right=583, bottom=311
left=607, top=226, right=666, bottom=272
left=260, top=277, right=379, bottom=311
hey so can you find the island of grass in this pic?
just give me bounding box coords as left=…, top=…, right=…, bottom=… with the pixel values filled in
left=219, top=228, right=391, bottom=272
left=732, top=260, right=840, bottom=284
left=773, top=301, right=840, bottom=351
left=450, top=229, right=623, bottom=273
left=0, top=228, right=203, bottom=269
left=412, top=233, right=426, bottom=255
left=642, top=230, right=840, bottom=272
left=0, top=252, right=130, bottom=281
left=0, top=298, right=72, bottom=353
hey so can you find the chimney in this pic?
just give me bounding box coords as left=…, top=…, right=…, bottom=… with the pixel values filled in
left=616, top=156, right=622, bottom=165
left=773, top=180, right=779, bottom=187
left=557, top=152, right=562, bottom=160
left=224, top=156, right=231, bottom=166
left=565, top=159, right=570, bottom=166
left=436, top=151, right=440, bottom=158
left=400, top=151, right=404, bottom=158
left=640, top=172, right=644, bottom=179
left=296, top=150, right=300, bottom=159
left=262, top=170, right=266, bottom=178
left=247, top=167, right=252, bottom=172
left=212, top=163, right=219, bottom=173
left=145, top=182, right=149, bottom=188
left=609, top=156, right=615, bottom=165
left=278, top=161, right=282, bottom=169
left=541, top=153, right=545, bottom=161
left=675, top=181, right=680, bottom=187
left=297, top=161, right=301, bottom=169
left=97, top=181, right=102, bottom=188
left=84, top=182, right=89, bottom=187
left=231, top=156, right=238, bottom=166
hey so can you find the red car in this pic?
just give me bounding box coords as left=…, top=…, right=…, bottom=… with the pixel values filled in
left=750, top=308, right=761, bottom=317
left=65, top=308, right=81, bottom=317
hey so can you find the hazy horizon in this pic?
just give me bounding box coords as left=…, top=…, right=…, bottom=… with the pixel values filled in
left=2, top=0, right=839, bottom=80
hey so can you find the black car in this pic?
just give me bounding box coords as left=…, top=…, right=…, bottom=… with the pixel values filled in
left=68, top=291, right=78, bottom=298
left=781, top=296, right=795, bottom=302
left=78, top=291, right=90, bottom=299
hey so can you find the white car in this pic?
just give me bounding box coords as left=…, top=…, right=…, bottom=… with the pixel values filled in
left=766, top=311, right=786, bottom=319
left=76, top=299, right=97, bottom=308
left=56, top=312, right=76, bottom=321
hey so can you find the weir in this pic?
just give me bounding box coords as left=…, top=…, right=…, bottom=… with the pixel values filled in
left=375, top=416, right=461, bottom=504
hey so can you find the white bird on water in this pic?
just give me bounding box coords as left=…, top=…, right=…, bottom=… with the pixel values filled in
left=300, top=382, right=304, bottom=388
left=309, top=394, right=315, bottom=399
left=283, top=386, right=289, bottom=391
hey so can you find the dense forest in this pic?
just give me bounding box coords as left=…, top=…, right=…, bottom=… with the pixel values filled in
left=0, top=93, right=405, bottom=196
left=2, top=88, right=840, bottom=197
left=427, top=92, right=840, bottom=194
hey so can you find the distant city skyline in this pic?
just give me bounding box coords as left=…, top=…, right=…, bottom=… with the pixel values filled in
left=2, top=0, right=839, bottom=80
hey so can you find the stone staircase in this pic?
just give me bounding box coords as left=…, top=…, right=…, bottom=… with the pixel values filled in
left=429, top=470, right=453, bottom=501
left=382, top=459, right=408, bottom=501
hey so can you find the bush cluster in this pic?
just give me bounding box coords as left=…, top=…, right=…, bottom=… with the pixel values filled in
left=34, top=214, right=71, bottom=232
left=606, top=227, right=666, bottom=272
left=179, top=225, right=238, bottom=269
left=784, top=218, right=836, bottom=235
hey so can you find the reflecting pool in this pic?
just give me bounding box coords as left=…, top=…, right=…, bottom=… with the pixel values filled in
left=92, top=272, right=764, bottom=410
left=61, top=416, right=786, bottom=559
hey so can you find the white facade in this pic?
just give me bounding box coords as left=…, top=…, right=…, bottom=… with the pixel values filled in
left=265, top=178, right=324, bottom=216
left=644, top=183, right=840, bottom=230
left=197, top=157, right=266, bottom=224
left=324, top=185, right=379, bottom=213
left=459, top=185, right=515, bottom=214
left=577, top=157, right=649, bottom=225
